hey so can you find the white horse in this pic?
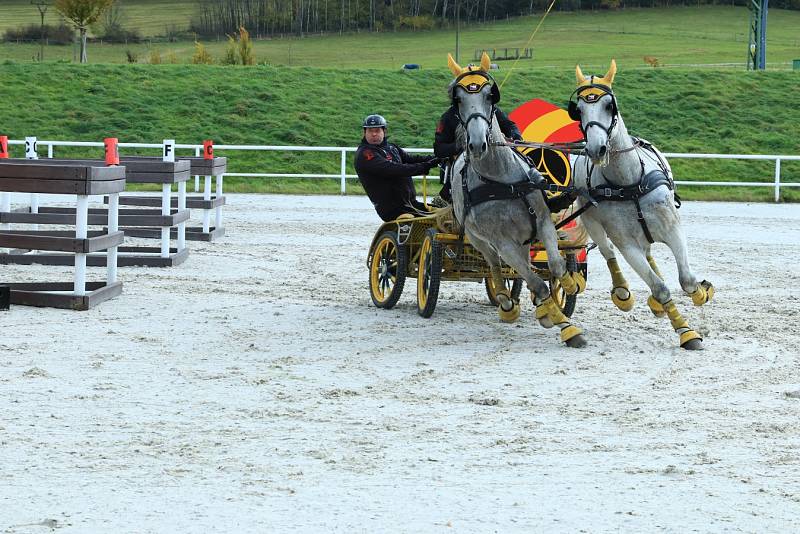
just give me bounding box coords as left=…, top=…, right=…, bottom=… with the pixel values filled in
left=447, top=53, right=587, bottom=348
left=569, top=60, right=714, bottom=350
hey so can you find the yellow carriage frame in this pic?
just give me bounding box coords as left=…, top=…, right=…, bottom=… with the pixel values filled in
left=367, top=210, right=588, bottom=318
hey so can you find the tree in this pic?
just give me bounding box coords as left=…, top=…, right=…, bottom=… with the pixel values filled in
left=54, top=0, right=115, bottom=63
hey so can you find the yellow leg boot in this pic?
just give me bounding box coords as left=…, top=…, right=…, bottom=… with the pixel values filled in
left=534, top=295, right=555, bottom=328
left=690, top=280, right=715, bottom=306
left=537, top=296, right=586, bottom=347
left=496, top=290, right=520, bottom=323
left=608, top=258, right=635, bottom=311
left=647, top=255, right=664, bottom=279
left=572, top=270, right=587, bottom=294
left=663, top=300, right=703, bottom=350
left=559, top=272, right=578, bottom=296
left=647, top=295, right=666, bottom=317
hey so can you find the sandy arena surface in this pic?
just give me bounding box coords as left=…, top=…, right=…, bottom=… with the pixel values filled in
left=1, top=194, right=799, bottom=533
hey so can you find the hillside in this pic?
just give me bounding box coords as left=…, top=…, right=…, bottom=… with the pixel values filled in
left=0, top=63, right=798, bottom=200
left=1, top=7, right=799, bottom=70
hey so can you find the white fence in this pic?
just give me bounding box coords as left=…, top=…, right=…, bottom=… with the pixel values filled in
left=6, top=139, right=800, bottom=202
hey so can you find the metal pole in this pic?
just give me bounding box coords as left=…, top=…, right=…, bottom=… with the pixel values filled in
left=194, top=145, right=201, bottom=192
left=340, top=149, right=347, bottom=194
left=202, top=176, right=211, bottom=232
left=107, top=193, right=119, bottom=284
left=178, top=181, right=186, bottom=251
left=214, top=175, right=223, bottom=230
left=75, top=195, right=88, bottom=296
left=161, top=184, right=171, bottom=258
left=774, top=158, right=781, bottom=203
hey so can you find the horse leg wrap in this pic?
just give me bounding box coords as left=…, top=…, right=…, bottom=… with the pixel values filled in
left=496, top=289, right=520, bottom=323
left=663, top=300, right=702, bottom=347
left=559, top=271, right=586, bottom=296
left=608, top=258, right=635, bottom=311
left=690, top=280, right=715, bottom=306
left=647, top=255, right=664, bottom=279
left=559, top=272, right=578, bottom=295
left=647, top=295, right=666, bottom=317
left=534, top=295, right=555, bottom=328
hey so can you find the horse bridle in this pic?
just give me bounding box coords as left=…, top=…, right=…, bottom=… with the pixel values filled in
left=452, top=70, right=500, bottom=154
left=568, top=81, right=619, bottom=138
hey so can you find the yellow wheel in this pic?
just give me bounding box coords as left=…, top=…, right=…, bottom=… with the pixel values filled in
left=417, top=229, right=442, bottom=318
left=484, top=277, right=522, bottom=306
left=369, top=231, right=407, bottom=309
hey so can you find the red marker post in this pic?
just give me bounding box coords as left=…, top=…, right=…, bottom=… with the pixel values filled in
left=203, top=140, right=214, bottom=160
left=0, top=136, right=8, bottom=159
left=104, top=137, right=119, bottom=166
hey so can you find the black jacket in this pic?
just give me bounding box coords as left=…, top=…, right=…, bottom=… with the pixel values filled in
left=355, top=137, right=436, bottom=222
left=434, top=106, right=522, bottom=159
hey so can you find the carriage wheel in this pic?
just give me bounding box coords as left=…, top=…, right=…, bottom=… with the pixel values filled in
left=484, top=277, right=523, bottom=306
left=417, top=229, right=443, bottom=318
left=369, top=231, right=407, bottom=309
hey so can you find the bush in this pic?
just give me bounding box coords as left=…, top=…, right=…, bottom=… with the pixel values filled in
left=192, top=41, right=214, bottom=64
left=222, top=34, right=238, bottom=65
left=125, top=49, right=139, bottom=63
left=3, top=23, right=75, bottom=45
left=238, top=27, right=255, bottom=66
left=149, top=49, right=162, bottom=64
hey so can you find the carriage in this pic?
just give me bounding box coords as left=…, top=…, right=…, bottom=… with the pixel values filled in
left=366, top=146, right=590, bottom=319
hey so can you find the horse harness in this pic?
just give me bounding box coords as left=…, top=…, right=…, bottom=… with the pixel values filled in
left=565, top=137, right=682, bottom=244
left=458, top=149, right=577, bottom=245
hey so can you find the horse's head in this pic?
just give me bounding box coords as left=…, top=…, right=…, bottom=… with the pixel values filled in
left=447, top=52, right=500, bottom=161
left=568, top=60, right=619, bottom=166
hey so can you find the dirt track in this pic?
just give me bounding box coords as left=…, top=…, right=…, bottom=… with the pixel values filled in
left=2, top=194, right=799, bottom=532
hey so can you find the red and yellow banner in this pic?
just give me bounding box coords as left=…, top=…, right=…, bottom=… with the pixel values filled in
left=509, top=98, right=582, bottom=144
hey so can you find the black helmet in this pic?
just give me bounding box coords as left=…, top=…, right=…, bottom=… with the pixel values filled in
left=363, top=114, right=387, bottom=129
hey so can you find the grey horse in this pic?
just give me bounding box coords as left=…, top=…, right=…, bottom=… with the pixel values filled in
left=447, top=53, right=587, bottom=348
left=569, top=60, right=714, bottom=350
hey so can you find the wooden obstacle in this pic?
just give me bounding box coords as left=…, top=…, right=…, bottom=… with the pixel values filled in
left=0, top=160, right=125, bottom=310
left=0, top=157, right=191, bottom=267
left=114, top=155, right=227, bottom=241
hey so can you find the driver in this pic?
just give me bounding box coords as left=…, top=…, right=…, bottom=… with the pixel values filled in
left=355, top=114, right=441, bottom=222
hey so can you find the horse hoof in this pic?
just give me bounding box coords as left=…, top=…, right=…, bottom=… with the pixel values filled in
left=538, top=317, right=554, bottom=328
left=499, top=303, right=520, bottom=323
left=565, top=334, right=587, bottom=348
left=611, top=288, right=635, bottom=312
left=681, top=338, right=704, bottom=351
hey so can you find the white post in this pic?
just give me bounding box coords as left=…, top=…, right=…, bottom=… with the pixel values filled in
left=178, top=181, right=186, bottom=251
left=0, top=192, right=9, bottom=253
left=194, top=146, right=201, bottom=192
left=26, top=137, right=39, bottom=233
left=161, top=184, right=171, bottom=258
left=74, top=195, right=88, bottom=297
left=340, top=149, right=347, bottom=194
left=107, top=193, right=119, bottom=284
left=774, top=158, right=781, bottom=203
left=47, top=144, right=53, bottom=158
left=214, top=174, right=223, bottom=230
left=162, top=140, right=175, bottom=258
left=202, top=175, right=211, bottom=233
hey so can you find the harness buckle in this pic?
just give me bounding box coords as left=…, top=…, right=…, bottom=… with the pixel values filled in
left=528, top=205, right=536, bottom=215
left=604, top=187, right=612, bottom=197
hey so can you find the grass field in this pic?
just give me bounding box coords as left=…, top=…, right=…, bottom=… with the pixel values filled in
left=1, top=62, right=798, bottom=201
left=0, top=0, right=196, bottom=38
left=1, top=7, right=800, bottom=69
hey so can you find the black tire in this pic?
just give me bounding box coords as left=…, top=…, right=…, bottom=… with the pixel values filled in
left=485, top=277, right=523, bottom=306
left=417, top=228, right=443, bottom=318
left=369, top=230, right=407, bottom=309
